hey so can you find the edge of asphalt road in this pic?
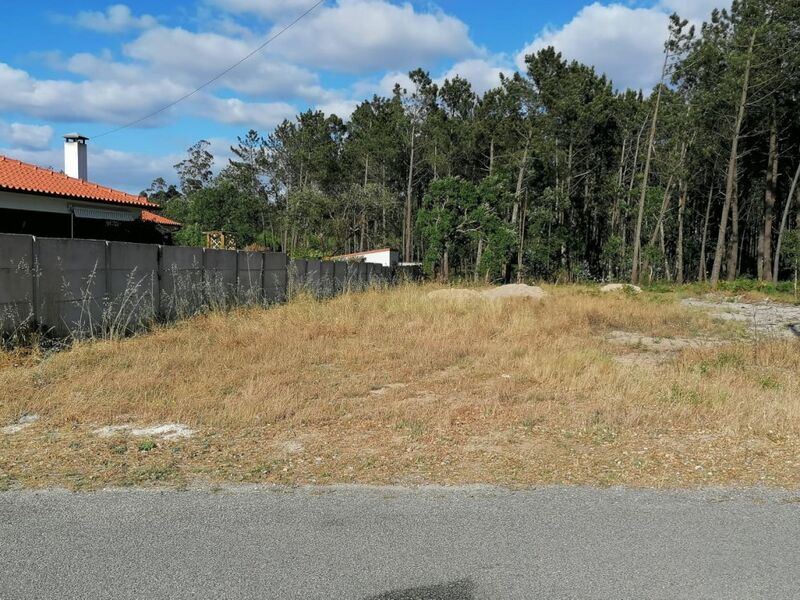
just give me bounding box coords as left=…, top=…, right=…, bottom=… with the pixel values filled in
left=3, top=483, right=800, bottom=503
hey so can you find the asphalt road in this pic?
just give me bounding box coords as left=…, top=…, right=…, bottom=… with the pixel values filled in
left=1, top=485, right=799, bottom=599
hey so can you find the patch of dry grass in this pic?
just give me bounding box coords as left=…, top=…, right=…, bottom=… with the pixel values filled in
left=1, top=284, right=799, bottom=490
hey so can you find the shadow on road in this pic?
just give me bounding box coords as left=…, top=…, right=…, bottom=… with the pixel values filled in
left=363, top=578, right=476, bottom=600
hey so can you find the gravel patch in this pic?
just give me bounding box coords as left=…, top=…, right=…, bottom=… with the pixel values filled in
left=93, top=424, right=196, bottom=440
left=682, top=299, right=800, bottom=338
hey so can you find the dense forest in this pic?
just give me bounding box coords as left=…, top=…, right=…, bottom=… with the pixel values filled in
left=146, top=0, right=800, bottom=285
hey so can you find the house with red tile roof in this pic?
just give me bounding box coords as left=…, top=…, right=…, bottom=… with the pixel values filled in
left=0, top=134, right=180, bottom=244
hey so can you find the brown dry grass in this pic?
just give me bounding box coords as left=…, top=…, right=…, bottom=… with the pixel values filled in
left=1, top=284, right=799, bottom=490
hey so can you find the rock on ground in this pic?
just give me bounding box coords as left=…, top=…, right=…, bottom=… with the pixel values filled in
left=601, top=283, right=642, bottom=294
left=482, top=284, right=547, bottom=300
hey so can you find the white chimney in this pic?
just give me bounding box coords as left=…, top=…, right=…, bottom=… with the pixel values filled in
left=64, top=133, right=89, bottom=181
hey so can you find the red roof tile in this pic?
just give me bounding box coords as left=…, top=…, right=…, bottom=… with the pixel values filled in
left=0, top=154, right=158, bottom=208
left=141, top=210, right=181, bottom=227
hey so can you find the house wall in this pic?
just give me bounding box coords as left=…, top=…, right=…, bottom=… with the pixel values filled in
left=0, top=190, right=141, bottom=217
left=330, top=249, right=399, bottom=268
left=0, top=190, right=166, bottom=244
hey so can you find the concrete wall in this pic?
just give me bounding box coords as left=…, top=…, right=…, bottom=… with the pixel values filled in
left=306, top=259, right=322, bottom=293
left=0, top=233, right=35, bottom=333
left=333, top=262, right=347, bottom=294
left=37, top=237, right=108, bottom=337
left=203, top=249, right=237, bottom=303
left=160, top=246, right=204, bottom=318
left=0, top=233, right=407, bottom=339
left=320, top=261, right=335, bottom=297
left=107, top=241, right=159, bottom=326
left=290, top=258, right=307, bottom=291
left=358, top=262, right=368, bottom=286
left=265, top=253, right=288, bottom=303
left=237, top=251, right=264, bottom=303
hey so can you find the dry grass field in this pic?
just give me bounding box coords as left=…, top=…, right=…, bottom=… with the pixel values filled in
left=1, top=284, right=799, bottom=490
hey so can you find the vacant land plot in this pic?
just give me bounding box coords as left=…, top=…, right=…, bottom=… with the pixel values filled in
left=1, top=285, right=799, bottom=490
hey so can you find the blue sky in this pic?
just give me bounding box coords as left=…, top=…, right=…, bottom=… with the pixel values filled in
left=0, top=0, right=726, bottom=193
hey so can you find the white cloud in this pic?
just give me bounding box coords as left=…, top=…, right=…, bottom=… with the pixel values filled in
left=123, top=27, right=325, bottom=100
left=316, top=99, right=359, bottom=119
left=441, top=58, right=512, bottom=95
left=0, top=62, right=187, bottom=125
left=0, top=121, right=54, bottom=150
left=70, top=4, right=159, bottom=33
left=0, top=60, right=297, bottom=134
left=659, top=0, right=728, bottom=23
left=353, top=70, right=414, bottom=99
left=269, top=0, right=477, bottom=73
left=198, top=97, right=298, bottom=129
left=352, top=57, right=510, bottom=106
left=517, top=3, right=669, bottom=92
left=516, top=1, right=730, bottom=92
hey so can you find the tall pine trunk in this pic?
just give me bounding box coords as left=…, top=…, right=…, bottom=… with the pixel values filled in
left=632, top=54, right=667, bottom=285
left=759, top=112, right=778, bottom=281
left=726, top=177, right=740, bottom=281
left=711, top=30, right=756, bottom=287
left=774, top=159, right=800, bottom=281
left=403, top=123, right=416, bottom=263
left=676, top=184, right=687, bottom=284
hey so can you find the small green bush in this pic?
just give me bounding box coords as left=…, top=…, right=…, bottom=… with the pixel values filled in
left=137, top=440, right=157, bottom=452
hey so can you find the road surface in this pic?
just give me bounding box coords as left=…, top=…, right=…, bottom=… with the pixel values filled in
left=1, top=485, right=799, bottom=599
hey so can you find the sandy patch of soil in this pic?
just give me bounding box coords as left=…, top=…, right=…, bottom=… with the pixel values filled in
left=93, top=423, right=196, bottom=440
left=607, top=331, right=725, bottom=366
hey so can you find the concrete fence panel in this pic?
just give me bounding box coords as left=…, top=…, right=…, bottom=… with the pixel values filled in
left=345, top=262, right=359, bottom=290
left=333, top=261, right=347, bottom=294
left=320, top=261, right=335, bottom=297
left=289, top=258, right=307, bottom=293
left=0, top=233, right=35, bottom=333
left=237, top=251, right=264, bottom=303
left=369, top=263, right=381, bottom=284
left=358, top=262, right=368, bottom=286
left=37, top=237, right=108, bottom=337
left=159, top=246, right=204, bottom=318
left=107, top=241, right=159, bottom=326
left=306, top=259, right=322, bottom=296
left=264, top=252, right=288, bottom=303
left=203, top=249, right=238, bottom=305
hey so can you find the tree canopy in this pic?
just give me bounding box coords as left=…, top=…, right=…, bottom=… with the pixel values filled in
left=144, top=0, right=800, bottom=283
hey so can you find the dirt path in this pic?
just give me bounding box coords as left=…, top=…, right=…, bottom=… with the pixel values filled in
left=681, top=299, right=800, bottom=338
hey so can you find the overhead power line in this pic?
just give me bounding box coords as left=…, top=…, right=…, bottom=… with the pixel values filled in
left=92, top=0, right=326, bottom=140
